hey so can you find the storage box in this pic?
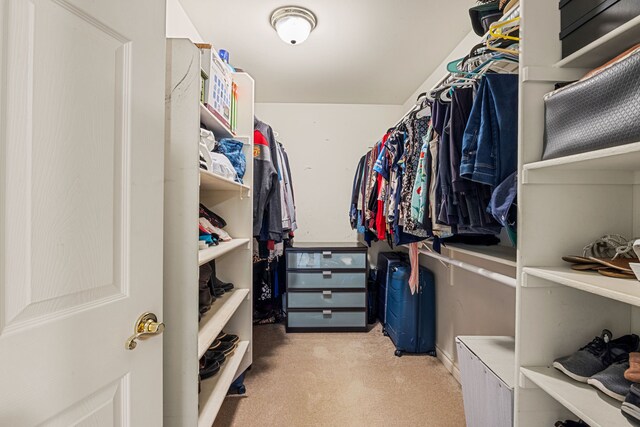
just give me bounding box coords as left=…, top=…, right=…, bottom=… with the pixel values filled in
left=456, top=336, right=515, bottom=427
left=197, top=43, right=233, bottom=128
left=560, top=0, right=640, bottom=58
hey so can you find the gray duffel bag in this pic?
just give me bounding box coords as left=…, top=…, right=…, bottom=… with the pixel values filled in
left=543, top=45, right=640, bottom=160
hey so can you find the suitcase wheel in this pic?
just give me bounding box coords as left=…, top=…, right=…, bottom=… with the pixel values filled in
left=427, top=351, right=436, bottom=357
left=394, top=350, right=403, bottom=357
left=238, top=385, right=247, bottom=395
left=382, top=328, right=389, bottom=337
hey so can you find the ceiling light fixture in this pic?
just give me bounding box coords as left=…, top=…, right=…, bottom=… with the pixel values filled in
left=270, top=6, right=317, bottom=46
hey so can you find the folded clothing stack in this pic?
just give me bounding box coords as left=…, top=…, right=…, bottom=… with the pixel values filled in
left=199, top=203, right=231, bottom=248
left=199, top=129, right=246, bottom=184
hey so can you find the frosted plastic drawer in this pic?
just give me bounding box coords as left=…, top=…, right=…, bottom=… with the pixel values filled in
left=287, top=251, right=366, bottom=270
left=288, top=310, right=366, bottom=329
left=288, top=291, right=366, bottom=309
left=287, top=271, right=366, bottom=289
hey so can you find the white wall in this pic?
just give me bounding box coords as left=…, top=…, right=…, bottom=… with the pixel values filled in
left=402, top=30, right=477, bottom=111
left=166, top=0, right=204, bottom=43
left=255, top=103, right=403, bottom=243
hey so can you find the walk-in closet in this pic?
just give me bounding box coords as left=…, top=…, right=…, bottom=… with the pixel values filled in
left=1, top=0, right=639, bottom=426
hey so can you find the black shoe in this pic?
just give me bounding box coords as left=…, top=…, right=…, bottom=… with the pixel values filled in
left=213, top=279, right=234, bottom=292
left=212, top=287, right=225, bottom=298
left=204, top=349, right=226, bottom=365
left=209, top=340, right=236, bottom=356
left=217, top=331, right=239, bottom=345
left=209, top=260, right=235, bottom=294
left=199, top=358, right=221, bottom=380
left=199, top=264, right=214, bottom=313
left=555, top=421, right=590, bottom=427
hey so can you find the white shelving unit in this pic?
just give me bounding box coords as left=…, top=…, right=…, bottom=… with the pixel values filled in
left=515, top=3, right=640, bottom=426
left=164, top=38, right=255, bottom=427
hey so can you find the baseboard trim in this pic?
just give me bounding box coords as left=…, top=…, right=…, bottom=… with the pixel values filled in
left=436, top=346, right=461, bottom=384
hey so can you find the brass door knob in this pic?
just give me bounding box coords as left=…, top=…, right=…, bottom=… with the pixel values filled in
left=126, top=312, right=165, bottom=350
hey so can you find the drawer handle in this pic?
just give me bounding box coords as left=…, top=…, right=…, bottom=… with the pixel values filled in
left=322, top=290, right=332, bottom=297
left=322, top=310, right=332, bottom=316
left=322, top=251, right=332, bottom=258
left=322, top=271, right=332, bottom=278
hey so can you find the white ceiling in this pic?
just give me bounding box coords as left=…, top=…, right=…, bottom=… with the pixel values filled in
left=179, top=0, right=476, bottom=104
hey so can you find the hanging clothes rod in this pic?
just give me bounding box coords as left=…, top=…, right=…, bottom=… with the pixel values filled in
left=418, top=248, right=517, bottom=288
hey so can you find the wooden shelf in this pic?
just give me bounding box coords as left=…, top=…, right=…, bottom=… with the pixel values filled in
left=521, top=367, right=629, bottom=427
left=523, top=266, right=640, bottom=307
left=198, top=238, right=250, bottom=266
left=555, top=15, right=640, bottom=69
left=423, top=241, right=517, bottom=268
left=457, top=336, right=515, bottom=389
left=200, top=169, right=250, bottom=192
left=198, top=289, right=249, bottom=358
left=198, top=340, right=249, bottom=427
left=200, top=103, right=234, bottom=139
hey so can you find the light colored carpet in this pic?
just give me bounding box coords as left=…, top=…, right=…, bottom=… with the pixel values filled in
left=214, top=323, right=466, bottom=427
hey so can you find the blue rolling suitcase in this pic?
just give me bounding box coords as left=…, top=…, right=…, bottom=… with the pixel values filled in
left=376, top=252, right=407, bottom=326
left=384, top=263, right=436, bottom=357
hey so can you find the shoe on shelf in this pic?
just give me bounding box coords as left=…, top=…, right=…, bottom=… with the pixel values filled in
left=209, top=340, right=236, bottom=356
left=199, top=357, right=221, bottom=380
left=625, top=352, right=640, bottom=383
left=203, top=348, right=226, bottom=365
left=587, top=359, right=633, bottom=401
left=212, top=287, right=225, bottom=298
left=622, top=383, right=640, bottom=421
left=554, top=421, right=590, bottom=427
left=209, top=260, right=235, bottom=294
left=216, top=331, right=239, bottom=345
left=553, top=330, right=640, bottom=382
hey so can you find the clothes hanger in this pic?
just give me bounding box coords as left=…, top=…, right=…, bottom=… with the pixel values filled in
left=488, top=16, right=520, bottom=42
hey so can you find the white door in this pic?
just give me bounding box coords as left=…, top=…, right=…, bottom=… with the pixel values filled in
left=0, top=0, right=166, bottom=425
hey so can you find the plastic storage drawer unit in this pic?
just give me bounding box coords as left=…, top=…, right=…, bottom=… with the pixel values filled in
left=286, top=243, right=368, bottom=332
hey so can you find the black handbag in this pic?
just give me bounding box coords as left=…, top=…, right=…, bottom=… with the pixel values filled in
left=543, top=45, right=640, bottom=160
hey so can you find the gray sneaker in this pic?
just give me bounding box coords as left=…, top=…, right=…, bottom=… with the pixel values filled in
left=553, top=330, right=639, bottom=383
left=622, top=383, right=640, bottom=421
left=587, top=359, right=633, bottom=401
